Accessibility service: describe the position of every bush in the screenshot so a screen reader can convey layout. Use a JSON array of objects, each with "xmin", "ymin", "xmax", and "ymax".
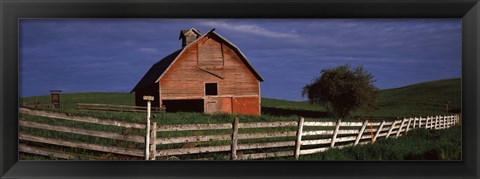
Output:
[{"xmin": 302, "ymin": 64, "xmax": 378, "ymax": 118}]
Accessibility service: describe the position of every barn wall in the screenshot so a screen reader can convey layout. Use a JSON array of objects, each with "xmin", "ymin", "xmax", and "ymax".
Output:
[
  {"xmin": 232, "ymin": 96, "xmax": 260, "ymax": 116},
  {"xmin": 159, "ymin": 34, "xmax": 260, "ymax": 115},
  {"xmin": 160, "ymin": 36, "xmax": 259, "ymax": 98}
]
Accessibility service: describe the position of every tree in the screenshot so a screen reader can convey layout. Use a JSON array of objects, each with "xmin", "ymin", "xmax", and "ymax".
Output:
[{"xmin": 301, "ymin": 64, "xmax": 378, "ymax": 118}]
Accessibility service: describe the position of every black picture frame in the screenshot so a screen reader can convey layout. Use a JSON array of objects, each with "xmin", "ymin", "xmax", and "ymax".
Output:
[{"xmin": 1, "ymin": 0, "xmax": 479, "ymax": 178}]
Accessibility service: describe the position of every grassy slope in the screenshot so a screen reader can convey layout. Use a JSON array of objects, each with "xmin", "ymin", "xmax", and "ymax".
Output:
[
  {"xmin": 298, "ymin": 125, "xmax": 461, "ymax": 160},
  {"xmin": 263, "ymin": 78, "xmax": 461, "ymax": 118},
  {"xmin": 362, "ymin": 78, "xmax": 461, "ymax": 118},
  {"xmin": 21, "ymin": 78, "xmax": 461, "ymax": 119}
]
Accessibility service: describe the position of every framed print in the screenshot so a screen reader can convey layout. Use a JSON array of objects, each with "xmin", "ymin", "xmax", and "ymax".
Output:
[{"xmin": 1, "ymin": 0, "xmax": 479, "ymax": 178}]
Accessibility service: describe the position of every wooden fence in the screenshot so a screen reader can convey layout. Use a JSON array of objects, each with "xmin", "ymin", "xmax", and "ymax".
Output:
[
  {"xmin": 76, "ymin": 103, "xmax": 164, "ymax": 113},
  {"xmin": 19, "ymin": 107, "xmax": 146, "ymax": 160},
  {"xmin": 148, "ymin": 114, "xmax": 460, "ymax": 160},
  {"xmin": 19, "ymin": 107, "xmax": 460, "ymax": 160}
]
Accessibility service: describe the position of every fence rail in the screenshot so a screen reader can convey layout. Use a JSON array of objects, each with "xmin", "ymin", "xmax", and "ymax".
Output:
[
  {"xmin": 148, "ymin": 114, "xmax": 459, "ymax": 160},
  {"xmin": 19, "ymin": 107, "xmax": 146, "ymax": 159},
  {"xmin": 19, "ymin": 107, "xmax": 460, "ymax": 160},
  {"xmin": 77, "ymin": 103, "xmax": 164, "ymax": 113}
]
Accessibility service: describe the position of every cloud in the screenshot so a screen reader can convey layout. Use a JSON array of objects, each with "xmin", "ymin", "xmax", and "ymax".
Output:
[
  {"xmin": 136, "ymin": 47, "xmax": 160, "ymax": 54},
  {"xmin": 199, "ymin": 20, "xmax": 300, "ymax": 39}
]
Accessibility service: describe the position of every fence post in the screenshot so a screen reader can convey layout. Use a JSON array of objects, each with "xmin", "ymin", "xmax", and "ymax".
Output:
[
  {"xmin": 231, "ymin": 117, "xmax": 239, "ymax": 160},
  {"xmin": 413, "ymin": 117, "xmax": 416, "ymax": 129},
  {"xmin": 373, "ymin": 121, "xmax": 385, "ymax": 143},
  {"xmin": 425, "ymin": 116, "xmax": 432, "ymax": 129},
  {"xmin": 428, "ymin": 116, "xmax": 432, "ymax": 129},
  {"xmin": 149, "ymin": 122, "xmax": 157, "ymax": 160},
  {"xmin": 386, "ymin": 121, "xmax": 397, "ymax": 138},
  {"xmin": 143, "ymin": 95, "xmax": 154, "ymax": 160},
  {"xmin": 354, "ymin": 120, "xmax": 368, "ymax": 146},
  {"xmin": 331, "ymin": 119, "xmax": 341, "ymax": 148},
  {"xmin": 421, "ymin": 117, "xmax": 424, "ymax": 128},
  {"xmin": 435, "ymin": 116, "xmax": 439, "ymax": 130},
  {"xmin": 439, "ymin": 116, "xmax": 443, "ymax": 129},
  {"xmin": 396, "ymin": 119, "xmax": 406, "ymax": 138},
  {"xmin": 294, "ymin": 117, "xmax": 305, "ymax": 160},
  {"xmin": 450, "ymin": 115, "xmax": 455, "ymax": 127},
  {"xmin": 447, "ymin": 116, "xmax": 452, "ymax": 128},
  {"xmin": 405, "ymin": 118, "xmax": 412, "ymax": 133}
]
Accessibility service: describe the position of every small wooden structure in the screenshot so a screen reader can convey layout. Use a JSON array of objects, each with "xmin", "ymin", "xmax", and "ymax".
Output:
[
  {"xmin": 49, "ymin": 90, "xmax": 62, "ymax": 109},
  {"xmin": 131, "ymin": 28, "xmax": 263, "ymax": 116}
]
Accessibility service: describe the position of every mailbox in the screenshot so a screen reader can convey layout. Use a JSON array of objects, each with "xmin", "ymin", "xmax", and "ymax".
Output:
[{"xmin": 50, "ymin": 90, "xmax": 62, "ymax": 109}]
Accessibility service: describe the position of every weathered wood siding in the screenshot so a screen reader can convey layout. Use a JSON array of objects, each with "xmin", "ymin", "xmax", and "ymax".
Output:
[
  {"xmin": 232, "ymin": 96, "xmax": 260, "ymax": 116},
  {"xmin": 159, "ymin": 34, "xmax": 260, "ymax": 115}
]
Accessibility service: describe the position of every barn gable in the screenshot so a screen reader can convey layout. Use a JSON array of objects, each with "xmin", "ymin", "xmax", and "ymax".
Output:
[
  {"xmin": 131, "ymin": 28, "xmax": 263, "ymax": 93},
  {"xmin": 131, "ymin": 28, "xmax": 263, "ymax": 116}
]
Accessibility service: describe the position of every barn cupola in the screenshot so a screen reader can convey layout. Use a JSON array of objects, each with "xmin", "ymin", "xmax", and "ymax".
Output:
[{"xmin": 179, "ymin": 28, "xmax": 202, "ymax": 48}]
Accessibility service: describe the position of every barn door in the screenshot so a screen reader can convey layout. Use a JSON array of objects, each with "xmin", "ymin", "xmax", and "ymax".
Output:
[{"xmin": 206, "ymin": 98, "xmax": 221, "ymax": 114}]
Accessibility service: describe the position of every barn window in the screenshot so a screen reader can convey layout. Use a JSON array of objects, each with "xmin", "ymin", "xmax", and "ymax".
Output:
[{"xmin": 205, "ymin": 83, "xmax": 218, "ymax": 96}]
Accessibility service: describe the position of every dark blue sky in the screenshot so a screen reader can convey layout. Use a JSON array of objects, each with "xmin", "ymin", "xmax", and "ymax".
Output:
[{"xmin": 20, "ymin": 19, "xmax": 461, "ymax": 101}]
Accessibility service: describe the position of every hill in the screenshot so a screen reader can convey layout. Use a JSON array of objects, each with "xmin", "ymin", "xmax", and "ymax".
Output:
[
  {"xmin": 367, "ymin": 78, "xmax": 461, "ymax": 118},
  {"xmin": 262, "ymin": 78, "xmax": 461, "ymax": 118},
  {"xmin": 20, "ymin": 78, "xmax": 461, "ymax": 119}
]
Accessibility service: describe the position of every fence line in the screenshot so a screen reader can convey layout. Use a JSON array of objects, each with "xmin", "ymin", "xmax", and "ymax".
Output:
[
  {"xmin": 76, "ymin": 103, "xmax": 164, "ymax": 113},
  {"xmin": 149, "ymin": 114, "xmax": 459, "ymax": 160},
  {"xmin": 19, "ymin": 107, "xmax": 146, "ymax": 159},
  {"xmin": 19, "ymin": 107, "xmax": 460, "ymax": 160},
  {"xmin": 19, "ymin": 107, "xmax": 146, "ymax": 129}
]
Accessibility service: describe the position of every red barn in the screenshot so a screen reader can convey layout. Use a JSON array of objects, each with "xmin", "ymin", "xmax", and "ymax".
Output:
[{"xmin": 131, "ymin": 28, "xmax": 263, "ymax": 116}]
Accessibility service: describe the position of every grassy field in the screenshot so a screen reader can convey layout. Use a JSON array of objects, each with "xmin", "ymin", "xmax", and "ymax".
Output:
[
  {"xmin": 18, "ymin": 78, "xmax": 461, "ymax": 160},
  {"xmin": 21, "ymin": 78, "xmax": 461, "ymax": 120},
  {"xmin": 298, "ymin": 125, "xmax": 462, "ymax": 160},
  {"xmin": 262, "ymin": 78, "xmax": 461, "ymax": 119}
]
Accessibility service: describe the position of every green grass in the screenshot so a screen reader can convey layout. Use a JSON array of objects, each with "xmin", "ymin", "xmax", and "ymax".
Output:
[
  {"xmin": 355, "ymin": 78, "xmax": 461, "ymax": 118},
  {"xmin": 261, "ymin": 98, "xmax": 326, "ymax": 111},
  {"xmin": 298, "ymin": 125, "xmax": 461, "ymax": 160},
  {"xmin": 21, "ymin": 78, "xmax": 461, "ymax": 120},
  {"xmin": 18, "ymin": 78, "xmax": 461, "ymax": 160}
]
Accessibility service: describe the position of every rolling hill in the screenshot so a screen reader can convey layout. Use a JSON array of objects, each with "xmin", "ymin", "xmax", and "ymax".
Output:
[{"xmin": 21, "ymin": 78, "xmax": 461, "ymax": 119}]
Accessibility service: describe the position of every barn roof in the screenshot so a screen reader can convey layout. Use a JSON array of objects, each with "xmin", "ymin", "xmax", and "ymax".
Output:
[
  {"xmin": 131, "ymin": 49, "xmax": 182, "ymax": 92},
  {"xmin": 131, "ymin": 29, "xmax": 264, "ymax": 93}
]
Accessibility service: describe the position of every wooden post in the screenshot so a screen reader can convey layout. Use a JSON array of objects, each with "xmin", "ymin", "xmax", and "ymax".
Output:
[
  {"xmin": 373, "ymin": 121, "xmax": 385, "ymax": 143},
  {"xmin": 354, "ymin": 120, "xmax": 368, "ymax": 146},
  {"xmin": 405, "ymin": 118, "xmax": 412, "ymax": 133},
  {"xmin": 386, "ymin": 121, "xmax": 397, "ymax": 138},
  {"xmin": 447, "ymin": 116, "xmax": 451, "ymax": 128},
  {"xmin": 396, "ymin": 119, "xmax": 406, "ymax": 138},
  {"xmin": 449, "ymin": 116, "xmax": 454, "ymax": 127},
  {"xmin": 420, "ymin": 117, "xmax": 424, "ymax": 128},
  {"xmin": 294, "ymin": 117, "xmax": 305, "ymax": 160},
  {"xmin": 426, "ymin": 116, "xmax": 430, "ymax": 129},
  {"xmin": 435, "ymin": 116, "xmax": 439, "ymax": 130},
  {"xmin": 413, "ymin": 117, "xmax": 416, "ymax": 129},
  {"xmin": 231, "ymin": 117, "xmax": 239, "ymax": 160},
  {"xmin": 439, "ymin": 116, "xmax": 442, "ymax": 129},
  {"xmin": 150, "ymin": 122, "xmax": 157, "ymax": 160},
  {"xmin": 450, "ymin": 116, "xmax": 453, "ymax": 127},
  {"xmin": 442, "ymin": 116, "xmax": 445, "ymax": 129},
  {"xmin": 143, "ymin": 95, "xmax": 154, "ymax": 160},
  {"xmin": 331, "ymin": 119, "xmax": 341, "ymax": 148}
]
